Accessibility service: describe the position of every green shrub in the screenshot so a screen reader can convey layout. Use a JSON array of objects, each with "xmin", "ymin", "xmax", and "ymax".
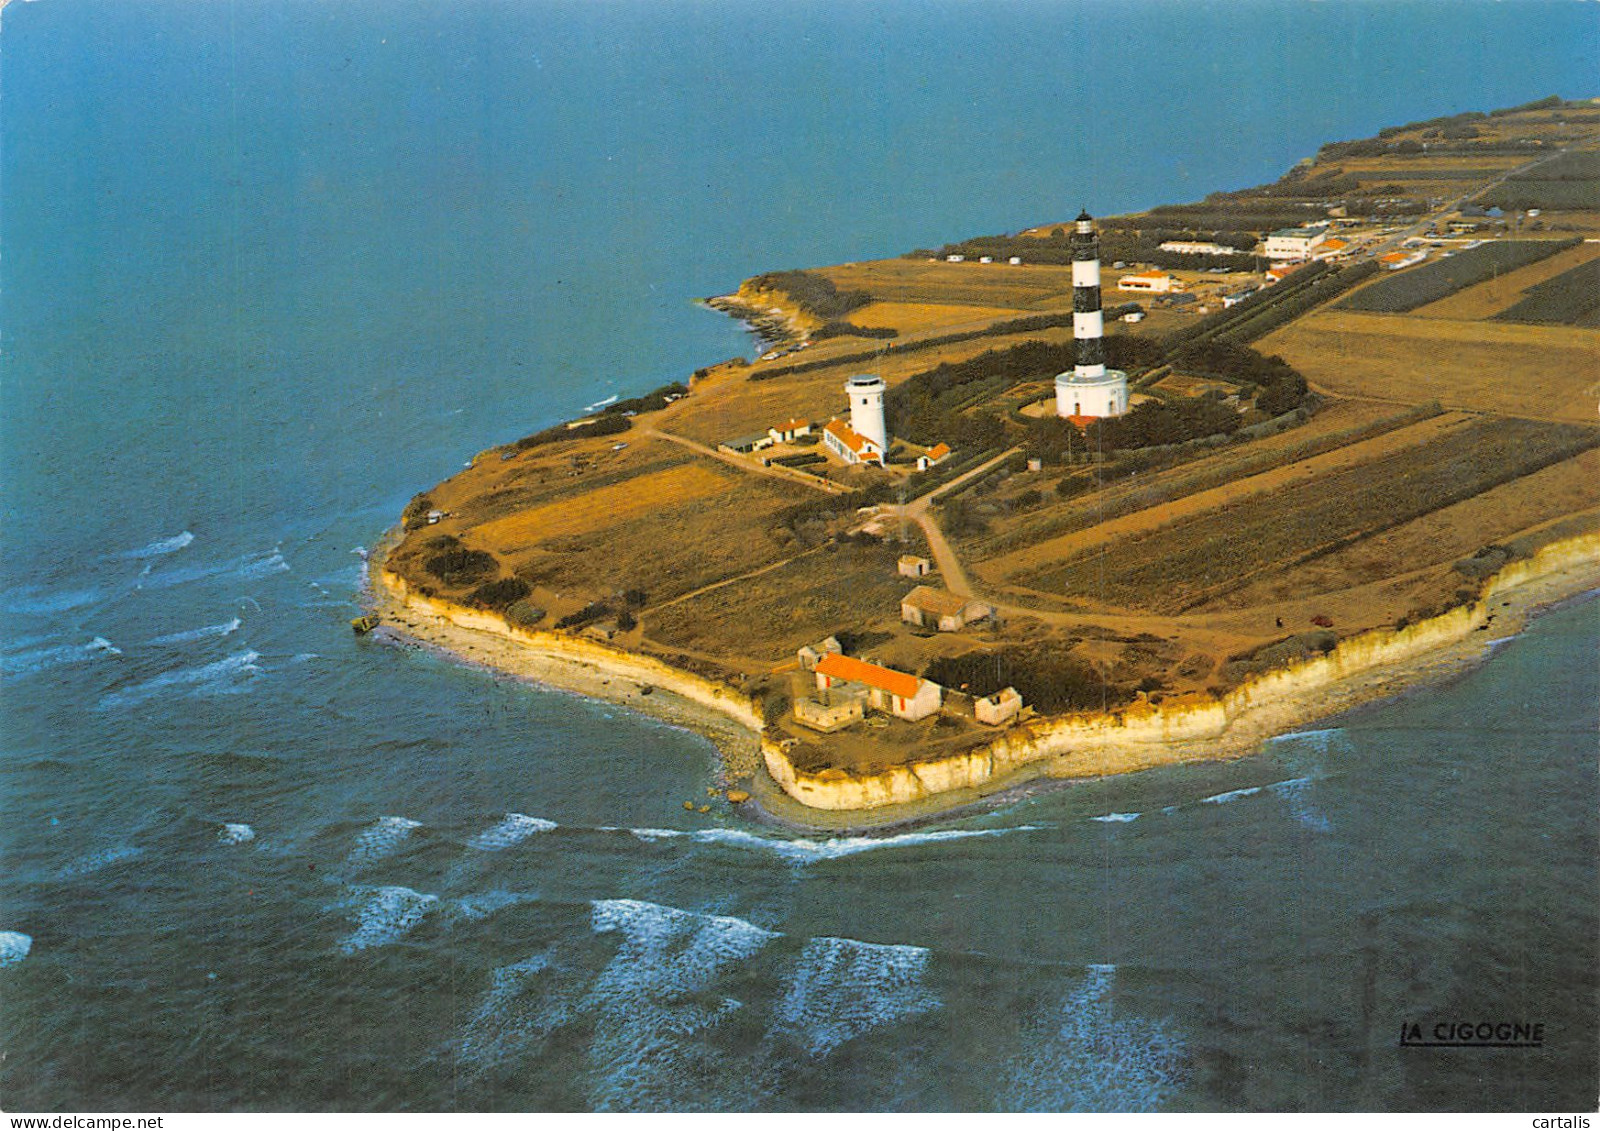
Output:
[
  {"xmin": 506, "ymin": 600, "xmax": 547, "ymax": 627},
  {"xmin": 423, "ymin": 546, "xmax": 497, "ymax": 587},
  {"xmin": 402, "ymin": 494, "xmax": 435, "ymax": 532},
  {"xmin": 468, "ymin": 576, "xmax": 531, "ymax": 610}
]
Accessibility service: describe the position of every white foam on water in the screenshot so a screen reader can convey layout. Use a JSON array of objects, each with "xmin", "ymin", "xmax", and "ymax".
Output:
[
  {"xmin": 458, "ymin": 951, "xmax": 576, "ymax": 1072},
  {"xmin": 1090, "ymin": 813, "xmax": 1141, "ymax": 824},
  {"xmin": 97, "ymin": 650, "xmax": 261, "ymax": 710},
  {"xmin": 451, "ymin": 890, "xmax": 538, "ymax": 921},
  {"xmin": 620, "ymin": 823, "xmax": 1046, "ymax": 864},
  {"xmin": 1, "ymin": 636, "xmax": 122, "ymax": 676},
  {"xmin": 1000, "ymin": 964, "xmax": 1186, "ymax": 1112},
  {"xmin": 141, "ymin": 549, "xmax": 289, "ymax": 591},
  {"xmin": 2, "ymin": 584, "xmax": 104, "ymax": 615},
  {"xmin": 466, "ymin": 813, "xmax": 558, "ymax": 851},
  {"xmin": 218, "ymin": 823, "xmax": 255, "ymax": 845},
  {"xmin": 337, "ymin": 885, "xmax": 438, "ymax": 954},
  {"xmin": 769, "ymin": 935, "xmax": 939, "ymax": 1058},
  {"xmin": 60, "ymin": 844, "xmax": 142, "ymax": 878},
  {"xmin": 1197, "ymin": 785, "xmax": 1264, "ymax": 806},
  {"xmin": 1267, "ymin": 777, "xmax": 1332, "ymax": 833},
  {"xmin": 584, "ymin": 393, "xmax": 619, "ymax": 411},
  {"xmin": 120, "ymin": 531, "xmax": 195, "ymax": 559},
  {"xmin": 584, "ymin": 899, "xmax": 778, "ymax": 1111},
  {"xmin": 347, "ymin": 816, "xmax": 423, "ymax": 868},
  {"xmin": 0, "ymin": 932, "xmax": 32, "ymax": 968},
  {"xmin": 146, "ymin": 617, "xmax": 242, "ymax": 647}
]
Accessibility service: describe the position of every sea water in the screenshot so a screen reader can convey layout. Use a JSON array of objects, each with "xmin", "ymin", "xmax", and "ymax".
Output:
[{"xmin": 1, "ymin": 0, "xmax": 1595, "ymax": 1112}]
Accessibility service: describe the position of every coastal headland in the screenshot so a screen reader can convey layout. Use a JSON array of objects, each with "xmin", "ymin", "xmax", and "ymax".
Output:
[{"xmin": 373, "ymin": 97, "xmax": 1600, "ymax": 826}]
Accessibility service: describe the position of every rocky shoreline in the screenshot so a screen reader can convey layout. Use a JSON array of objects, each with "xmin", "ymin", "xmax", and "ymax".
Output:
[
  {"xmin": 701, "ymin": 290, "xmax": 813, "ymax": 356},
  {"xmin": 366, "ymin": 527, "xmax": 1600, "ymax": 831}
]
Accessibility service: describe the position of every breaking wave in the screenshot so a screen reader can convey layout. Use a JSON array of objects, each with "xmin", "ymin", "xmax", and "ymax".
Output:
[
  {"xmin": 0, "ymin": 932, "xmax": 32, "ymax": 968},
  {"xmin": 584, "ymin": 899, "xmax": 778, "ymax": 1111},
  {"xmin": 458, "ymin": 951, "xmax": 575, "ymax": 1072},
  {"xmin": 451, "ymin": 890, "xmax": 539, "ymax": 922},
  {"xmin": 218, "ymin": 822, "xmax": 255, "ymax": 845},
  {"xmin": 1267, "ymin": 776, "xmax": 1331, "ymax": 832},
  {"xmin": 1000, "ymin": 964, "xmax": 1186, "ymax": 1112},
  {"xmin": 60, "ymin": 844, "xmax": 142, "ymax": 878},
  {"xmin": 338, "ymin": 885, "xmax": 438, "ymax": 954},
  {"xmin": 140, "ymin": 549, "xmax": 289, "ymax": 590},
  {"xmin": 1197, "ymin": 785, "xmax": 1265, "ymax": 806},
  {"xmin": 97, "ymin": 650, "xmax": 261, "ymax": 710},
  {"xmin": 120, "ymin": 531, "xmax": 194, "ymax": 559},
  {"xmin": 466, "ymin": 813, "xmax": 558, "ymax": 851},
  {"xmin": 1, "ymin": 636, "xmax": 121, "ymax": 676},
  {"xmin": 1, "ymin": 584, "xmax": 104, "ymax": 615},
  {"xmin": 770, "ymin": 936, "xmax": 939, "ymax": 1058},
  {"xmin": 619, "ymin": 823, "xmax": 1046, "ymax": 864},
  {"xmin": 347, "ymin": 816, "xmax": 423, "ymax": 868},
  {"xmin": 1090, "ymin": 812, "xmax": 1141, "ymax": 824},
  {"xmin": 146, "ymin": 617, "xmax": 242, "ymax": 647}
]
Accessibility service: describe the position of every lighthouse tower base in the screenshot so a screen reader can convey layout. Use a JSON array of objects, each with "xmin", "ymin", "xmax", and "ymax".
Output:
[{"xmin": 1055, "ymin": 369, "xmax": 1129, "ymax": 419}]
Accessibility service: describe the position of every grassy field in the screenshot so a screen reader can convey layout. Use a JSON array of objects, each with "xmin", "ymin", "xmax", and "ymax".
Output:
[
  {"xmin": 1479, "ymin": 150, "xmax": 1600, "ymax": 212},
  {"xmin": 962, "ymin": 400, "xmax": 1431, "ymax": 562},
  {"xmin": 1260, "ymin": 310, "xmax": 1600, "ymax": 422},
  {"xmin": 1337, "ymin": 240, "xmax": 1577, "ymax": 313},
  {"xmin": 1411, "ymin": 241, "xmax": 1600, "ymax": 320},
  {"xmin": 848, "ymin": 301, "xmax": 1023, "ymax": 334},
  {"xmin": 1203, "ymin": 447, "xmax": 1600, "ymax": 613},
  {"xmin": 818, "ymin": 259, "xmax": 1076, "ymax": 310},
  {"xmin": 975, "ymin": 410, "xmax": 1473, "ymax": 587},
  {"xmin": 669, "ymin": 325, "xmax": 1079, "ymax": 446},
  {"xmin": 1018, "ymin": 418, "xmax": 1600, "ymax": 614},
  {"xmin": 519, "ymin": 472, "xmax": 803, "ymax": 606},
  {"xmin": 646, "ymin": 539, "xmax": 923, "ymax": 663},
  {"xmin": 1492, "ymin": 257, "xmax": 1600, "ymax": 327},
  {"xmin": 474, "ymin": 463, "xmax": 733, "ymax": 548}
]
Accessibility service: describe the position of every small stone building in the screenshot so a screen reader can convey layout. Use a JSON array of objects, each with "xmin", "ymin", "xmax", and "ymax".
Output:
[
  {"xmin": 897, "ymin": 555, "xmax": 931, "ymax": 579},
  {"xmin": 900, "ymin": 586, "xmax": 994, "ymax": 633},
  {"xmin": 793, "ymin": 686, "xmax": 866, "ymax": 732},
  {"xmin": 974, "ymin": 687, "xmax": 1023, "ymax": 726},
  {"xmin": 796, "ymin": 635, "xmax": 843, "ymax": 672}
]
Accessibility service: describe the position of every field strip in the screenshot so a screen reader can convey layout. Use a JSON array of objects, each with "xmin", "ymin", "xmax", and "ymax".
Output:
[
  {"xmin": 474, "ymin": 462, "xmax": 734, "ymax": 547},
  {"xmin": 1293, "ymin": 309, "xmax": 1600, "ymax": 349},
  {"xmin": 1410, "ymin": 242, "xmax": 1600, "ymax": 321},
  {"xmin": 979, "ymin": 413, "xmax": 1475, "ymax": 583}
]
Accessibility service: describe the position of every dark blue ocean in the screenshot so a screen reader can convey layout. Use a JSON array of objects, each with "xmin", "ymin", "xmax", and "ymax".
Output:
[{"xmin": 2, "ymin": 0, "xmax": 1596, "ymax": 1112}]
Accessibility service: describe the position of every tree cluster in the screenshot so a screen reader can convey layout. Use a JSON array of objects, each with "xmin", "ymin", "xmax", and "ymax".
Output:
[
  {"xmin": 602, "ymin": 382, "xmax": 687, "ymax": 416},
  {"xmin": 923, "ymin": 646, "xmax": 1121, "ymax": 713},
  {"xmin": 748, "ymin": 270, "xmax": 870, "ymax": 320},
  {"xmin": 1085, "ymin": 395, "xmax": 1242, "ymax": 453},
  {"xmin": 512, "ymin": 412, "xmax": 631, "ymax": 452}
]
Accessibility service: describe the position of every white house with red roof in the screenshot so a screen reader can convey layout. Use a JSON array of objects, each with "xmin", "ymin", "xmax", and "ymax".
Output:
[
  {"xmin": 813, "ymin": 653, "xmax": 942, "ymax": 721},
  {"xmin": 822, "ymin": 418, "xmax": 884, "ymax": 466},
  {"xmin": 916, "ymin": 442, "xmax": 952, "ymax": 471}
]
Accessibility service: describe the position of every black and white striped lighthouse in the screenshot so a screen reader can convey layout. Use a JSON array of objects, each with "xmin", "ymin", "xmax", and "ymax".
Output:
[
  {"xmin": 1055, "ymin": 210, "xmax": 1128, "ymax": 419},
  {"xmin": 1071, "ymin": 209, "xmax": 1106, "ymax": 379}
]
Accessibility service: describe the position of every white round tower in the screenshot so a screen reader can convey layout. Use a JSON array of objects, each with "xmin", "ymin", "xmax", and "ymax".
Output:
[{"xmin": 846, "ymin": 374, "xmax": 888, "ymax": 451}]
